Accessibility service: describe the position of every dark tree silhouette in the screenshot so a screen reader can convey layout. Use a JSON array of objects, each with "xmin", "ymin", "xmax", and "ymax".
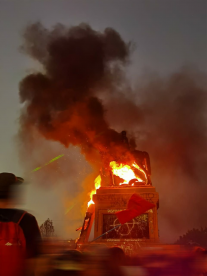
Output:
[
  {"xmin": 175, "ymin": 227, "xmax": 207, "ymax": 248},
  {"xmin": 40, "ymin": 218, "xmax": 55, "ymax": 238}
]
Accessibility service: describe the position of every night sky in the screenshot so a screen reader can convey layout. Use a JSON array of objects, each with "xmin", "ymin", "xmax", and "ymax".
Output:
[{"xmin": 0, "ymin": 0, "xmax": 206, "ymax": 242}]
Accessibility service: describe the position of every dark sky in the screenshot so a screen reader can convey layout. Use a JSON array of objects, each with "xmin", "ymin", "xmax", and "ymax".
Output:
[{"xmin": 0, "ymin": 0, "xmax": 206, "ymax": 241}]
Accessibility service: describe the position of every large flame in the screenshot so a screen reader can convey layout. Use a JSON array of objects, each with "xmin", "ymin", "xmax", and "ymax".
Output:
[
  {"xmin": 110, "ymin": 161, "xmax": 147, "ymax": 184},
  {"xmin": 88, "ymin": 175, "xmax": 101, "ymax": 207},
  {"xmin": 87, "ymin": 161, "xmax": 147, "ymax": 208}
]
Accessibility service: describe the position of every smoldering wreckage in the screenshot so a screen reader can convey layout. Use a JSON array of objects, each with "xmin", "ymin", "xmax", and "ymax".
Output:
[{"xmin": 18, "ymin": 22, "xmax": 207, "ymax": 256}]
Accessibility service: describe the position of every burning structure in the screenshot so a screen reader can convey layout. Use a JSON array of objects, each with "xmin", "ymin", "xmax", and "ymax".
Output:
[
  {"xmin": 76, "ymin": 134, "xmax": 159, "ymax": 255},
  {"xmin": 18, "ymin": 23, "xmax": 163, "ymax": 252}
]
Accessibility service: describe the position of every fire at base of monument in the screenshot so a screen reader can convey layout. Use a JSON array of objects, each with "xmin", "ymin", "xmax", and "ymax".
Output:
[{"xmin": 76, "ymin": 135, "xmax": 159, "ymax": 255}]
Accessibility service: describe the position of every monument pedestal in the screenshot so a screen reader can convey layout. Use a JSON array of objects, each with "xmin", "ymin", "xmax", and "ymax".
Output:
[{"xmin": 92, "ymin": 185, "xmax": 159, "ymax": 255}]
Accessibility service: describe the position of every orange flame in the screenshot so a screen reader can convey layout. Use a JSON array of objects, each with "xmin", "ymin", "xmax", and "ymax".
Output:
[
  {"xmin": 110, "ymin": 161, "xmax": 147, "ymax": 184},
  {"xmin": 88, "ymin": 175, "xmax": 101, "ymax": 207}
]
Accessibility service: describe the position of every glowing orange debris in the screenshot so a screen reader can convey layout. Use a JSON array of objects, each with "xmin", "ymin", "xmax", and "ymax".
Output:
[{"xmin": 88, "ymin": 175, "xmax": 101, "ymax": 207}]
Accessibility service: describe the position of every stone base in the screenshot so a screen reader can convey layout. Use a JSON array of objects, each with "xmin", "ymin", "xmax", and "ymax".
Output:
[{"xmin": 92, "ymin": 185, "xmax": 159, "ymax": 255}]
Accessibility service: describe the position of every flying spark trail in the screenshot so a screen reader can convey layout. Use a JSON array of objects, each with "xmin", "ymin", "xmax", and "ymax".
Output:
[
  {"xmin": 32, "ymin": 154, "xmax": 64, "ymax": 172},
  {"xmin": 65, "ymin": 204, "xmax": 75, "ymax": 215}
]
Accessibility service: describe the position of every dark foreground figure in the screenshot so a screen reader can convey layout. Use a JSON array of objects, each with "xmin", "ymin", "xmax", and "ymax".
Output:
[{"xmin": 0, "ymin": 172, "xmax": 41, "ymax": 276}]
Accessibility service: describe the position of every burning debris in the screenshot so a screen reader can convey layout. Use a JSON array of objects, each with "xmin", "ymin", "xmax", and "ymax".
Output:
[
  {"xmin": 110, "ymin": 161, "xmax": 147, "ymax": 184},
  {"xmin": 87, "ymin": 157, "xmax": 150, "ymax": 208}
]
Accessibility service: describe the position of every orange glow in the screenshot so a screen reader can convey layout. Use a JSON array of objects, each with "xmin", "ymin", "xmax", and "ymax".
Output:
[
  {"xmin": 88, "ymin": 175, "xmax": 101, "ymax": 207},
  {"xmin": 132, "ymin": 162, "xmax": 147, "ymax": 180},
  {"xmin": 110, "ymin": 161, "xmax": 147, "ymax": 184}
]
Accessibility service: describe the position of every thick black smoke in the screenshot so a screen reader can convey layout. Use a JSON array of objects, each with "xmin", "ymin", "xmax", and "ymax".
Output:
[{"xmin": 19, "ymin": 22, "xmax": 134, "ymax": 170}]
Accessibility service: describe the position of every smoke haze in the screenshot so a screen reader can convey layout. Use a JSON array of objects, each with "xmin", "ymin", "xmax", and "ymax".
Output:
[{"xmin": 105, "ymin": 69, "xmax": 207, "ymax": 241}]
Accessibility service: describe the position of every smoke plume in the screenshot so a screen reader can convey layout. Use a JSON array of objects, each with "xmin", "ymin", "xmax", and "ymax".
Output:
[
  {"xmin": 18, "ymin": 22, "xmax": 207, "ymax": 241},
  {"xmin": 19, "ymin": 22, "xmax": 134, "ymax": 171}
]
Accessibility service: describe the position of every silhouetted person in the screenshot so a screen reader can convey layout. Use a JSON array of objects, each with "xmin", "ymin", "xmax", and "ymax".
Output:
[{"xmin": 0, "ymin": 172, "xmax": 41, "ymax": 276}]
